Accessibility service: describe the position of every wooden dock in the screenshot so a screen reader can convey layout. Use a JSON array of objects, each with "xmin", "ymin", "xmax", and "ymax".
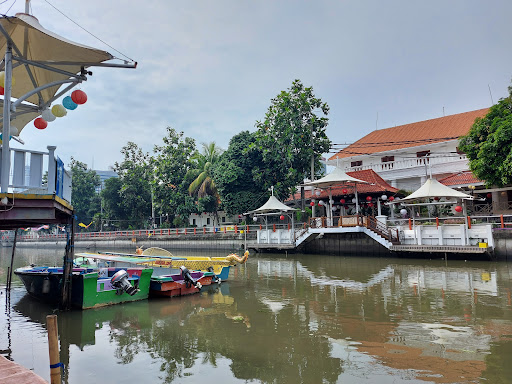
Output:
[{"xmin": 0, "ymin": 355, "xmax": 47, "ymax": 383}]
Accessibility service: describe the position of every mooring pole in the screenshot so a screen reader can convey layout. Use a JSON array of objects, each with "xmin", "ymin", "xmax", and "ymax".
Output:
[
  {"xmin": 6, "ymin": 229, "xmax": 17, "ymax": 290},
  {"xmin": 60, "ymin": 217, "xmax": 75, "ymax": 309},
  {"xmin": 46, "ymin": 315, "xmax": 62, "ymax": 384}
]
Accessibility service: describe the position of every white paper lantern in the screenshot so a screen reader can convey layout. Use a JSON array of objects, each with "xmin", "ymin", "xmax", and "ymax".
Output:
[
  {"xmin": 381, "ymin": 195, "xmax": 388, "ymax": 201},
  {"xmin": 315, "ymin": 190, "xmax": 321, "ymax": 196},
  {"xmin": 318, "ymin": 200, "xmax": 324, "ymax": 206},
  {"xmin": 352, "ymin": 198, "xmax": 357, "ymax": 203},
  {"xmin": 400, "ymin": 209, "xmax": 407, "ymax": 216},
  {"xmin": 41, "ymin": 109, "xmax": 56, "ymax": 122},
  {"xmin": 252, "ymin": 216, "xmax": 257, "ymax": 222},
  {"xmin": 10, "ymin": 125, "xmax": 19, "ymax": 136}
]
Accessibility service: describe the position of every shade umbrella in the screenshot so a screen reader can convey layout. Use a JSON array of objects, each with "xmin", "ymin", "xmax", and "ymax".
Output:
[
  {"xmin": 303, "ymin": 167, "xmax": 368, "ymax": 225},
  {"xmin": 0, "ymin": 12, "xmax": 136, "ymax": 192}
]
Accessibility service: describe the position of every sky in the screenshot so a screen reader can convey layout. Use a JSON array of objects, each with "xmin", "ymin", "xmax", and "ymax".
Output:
[{"xmin": 3, "ymin": 0, "xmax": 512, "ymax": 170}]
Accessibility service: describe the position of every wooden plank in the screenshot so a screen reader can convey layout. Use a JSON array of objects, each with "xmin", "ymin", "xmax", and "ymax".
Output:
[{"xmin": 0, "ymin": 356, "xmax": 47, "ymax": 384}]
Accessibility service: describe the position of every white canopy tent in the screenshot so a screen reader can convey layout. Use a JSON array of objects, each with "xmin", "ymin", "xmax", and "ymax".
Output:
[
  {"xmin": 0, "ymin": 10, "xmax": 136, "ymax": 192},
  {"xmin": 302, "ymin": 167, "xmax": 368, "ymax": 225},
  {"xmin": 399, "ymin": 178, "xmax": 473, "ymax": 202},
  {"xmin": 246, "ymin": 188, "xmax": 298, "ymax": 234}
]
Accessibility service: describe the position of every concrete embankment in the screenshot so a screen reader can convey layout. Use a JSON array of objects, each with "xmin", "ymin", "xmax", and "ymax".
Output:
[{"xmin": 17, "ymin": 232, "xmax": 254, "ymax": 253}]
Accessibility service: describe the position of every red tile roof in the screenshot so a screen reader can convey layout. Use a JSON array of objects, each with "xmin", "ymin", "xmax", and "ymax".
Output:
[
  {"xmin": 329, "ymin": 108, "xmax": 489, "ymax": 160},
  {"xmin": 287, "ymin": 169, "xmax": 399, "ymax": 201},
  {"xmin": 438, "ymin": 171, "xmax": 482, "ymax": 187}
]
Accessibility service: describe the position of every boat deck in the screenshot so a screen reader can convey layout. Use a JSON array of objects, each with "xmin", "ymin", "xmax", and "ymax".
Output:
[{"xmin": 0, "ymin": 355, "xmax": 47, "ymax": 384}]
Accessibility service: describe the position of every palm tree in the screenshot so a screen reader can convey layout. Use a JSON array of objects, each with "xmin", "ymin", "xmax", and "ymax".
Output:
[{"xmin": 188, "ymin": 142, "xmax": 223, "ymax": 223}]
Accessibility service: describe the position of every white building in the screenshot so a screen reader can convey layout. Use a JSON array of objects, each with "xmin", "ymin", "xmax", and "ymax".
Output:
[{"xmin": 328, "ymin": 109, "xmax": 489, "ymax": 192}]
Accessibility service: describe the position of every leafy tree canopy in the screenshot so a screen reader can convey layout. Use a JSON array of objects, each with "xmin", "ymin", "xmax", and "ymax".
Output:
[
  {"xmin": 113, "ymin": 142, "xmax": 152, "ymax": 228},
  {"xmin": 252, "ymin": 79, "xmax": 331, "ymax": 198},
  {"xmin": 153, "ymin": 127, "xmax": 198, "ymax": 219},
  {"xmin": 459, "ymin": 82, "xmax": 512, "ymax": 187},
  {"xmin": 69, "ymin": 158, "xmax": 100, "ymax": 223},
  {"xmin": 213, "ymin": 131, "xmax": 268, "ymax": 216}
]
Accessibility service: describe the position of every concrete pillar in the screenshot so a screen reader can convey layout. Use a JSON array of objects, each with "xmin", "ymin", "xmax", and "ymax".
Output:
[{"xmin": 47, "ymin": 146, "xmax": 57, "ymax": 194}]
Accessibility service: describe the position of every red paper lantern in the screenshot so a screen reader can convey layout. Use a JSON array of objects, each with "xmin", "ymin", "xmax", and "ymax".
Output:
[
  {"xmin": 71, "ymin": 89, "xmax": 87, "ymax": 105},
  {"xmin": 340, "ymin": 199, "xmax": 345, "ymax": 204},
  {"xmin": 368, "ymin": 202, "xmax": 374, "ymax": 207},
  {"xmin": 434, "ymin": 197, "xmax": 440, "ymax": 201},
  {"xmin": 486, "ymin": 193, "xmax": 492, "ymax": 199},
  {"xmin": 310, "ymin": 201, "xmax": 315, "ymax": 206},
  {"xmin": 34, "ymin": 117, "xmax": 48, "ymax": 130},
  {"xmin": 0, "ymin": 86, "xmax": 4, "ymax": 95},
  {"xmin": 342, "ymin": 188, "xmax": 348, "ymax": 194},
  {"xmin": 279, "ymin": 215, "xmax": 284, "ymax": 220},
  {"xmin": 366, "ymin": 196, "xmax": 372, "ymax": 201},
  {"xmin": 388, "ymin": 196, "xmax": 395, "ymax": 201},
  {"xmin": 454, "ymin": 205, "xmax": 463, "ymax": 213}
]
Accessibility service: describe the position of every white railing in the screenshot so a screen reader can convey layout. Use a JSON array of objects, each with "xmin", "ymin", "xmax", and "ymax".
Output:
[
  {"xmin": 342, "ymin": 155, "xmax": 468, "ymax": 174},
  {"xmin": 0, "ymin": 145, "xmax": 71, "ymax": 202}
]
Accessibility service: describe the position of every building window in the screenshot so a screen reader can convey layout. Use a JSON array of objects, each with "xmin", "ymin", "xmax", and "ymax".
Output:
[
  {"xmin": 381, "ymin": 156, "xmax": 394, "ymax": 163},
  {"xmin": 351, "ymin": 160, "xmax": 362, "ymax": 167},
  {"xmin": 192, "ymin": 219, "xmax": 196, "ymax": 226},
  {"xmin": 416, "ymin": 150, "xmax": 430, "ymax": 158},
  {"xmin": 222, "ymin": 217, "xmax": 226, "ymax": 223},
  {"xmin": 207, "ymin": 218, "xmax": 211, "ymax": 225}
]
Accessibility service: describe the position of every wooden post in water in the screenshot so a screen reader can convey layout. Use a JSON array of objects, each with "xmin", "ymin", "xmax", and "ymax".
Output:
[
  {"xmin": 6, "ymin": 229, "xmax": 17, "ymax": 290},
  {"xmin": 46, "ymin": 315, "xmax": 61, "ymax": 384},
  {"xmin": 60, "ymin": 217, "xmax": 75, "ymax": 309}
]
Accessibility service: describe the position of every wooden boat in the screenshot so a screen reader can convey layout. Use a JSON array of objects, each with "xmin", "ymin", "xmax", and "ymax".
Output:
[
  {"xmin": 73, "ymin": 252, "xmax": 216, "ymax": 298},
  {"xmin": 14, "ymin": 265, "xmax": 153, "ymax": 309},
  {"xmin": 132, "ymin": 247, "xmax": 249, "ymax": 282}
]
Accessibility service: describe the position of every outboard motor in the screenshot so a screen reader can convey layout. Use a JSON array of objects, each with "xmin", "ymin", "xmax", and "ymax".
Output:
[
  {"xmin": 180, "ymin": 266, "xmax": 202, "ymax": 290},
  {"xmin": 207, "ymin": 266, "xmax": 221, "ymax": 284},
  {"xmin": 111, "ymin": 270, "xmax": 139, "ymax": 296}
]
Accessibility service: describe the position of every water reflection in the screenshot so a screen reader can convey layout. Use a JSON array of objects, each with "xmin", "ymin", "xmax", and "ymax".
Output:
[{"xmin": 1, "ymin": 250, "xmax": 511, "ymax": 383}]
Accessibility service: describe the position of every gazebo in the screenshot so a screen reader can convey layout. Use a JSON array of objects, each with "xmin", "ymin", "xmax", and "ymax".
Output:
[{"xmin": 246, "ymin": 188, "xmax": 298, "ymax": 247}]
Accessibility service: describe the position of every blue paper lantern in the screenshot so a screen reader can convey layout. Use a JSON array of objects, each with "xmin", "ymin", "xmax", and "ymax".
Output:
[{"xmin": 63, "ymin": 96, "xmax": 78, "ymax": 110}]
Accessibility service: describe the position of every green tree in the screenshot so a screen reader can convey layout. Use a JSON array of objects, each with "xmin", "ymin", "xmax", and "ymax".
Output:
[
  {"xmin": 213, "ymin": 131, "xmax": 268, "ymax": 216},
  {"xmin": 100, "ymin": 176, "xmax": 130, "ymax": 229},
  {"xmin": 459, "ymin": 82, "xmax": 512, "ymax": 187},
  {"xmin": 252, "ymin": 79, "xmax": 331, "ymax": 198},
  {"xmin": 153, "ymin": 127, "xmax": 198, "ymax": 224},
  {"xmin": 188, "ymin": 142, "xmax": 223, "ymax": 224},
  {"xmin": 113, "ymin": 142, "xmax": 152, "ymax": 228},
  {"xmin": 69, "ymin": 158, "xmax": 100, "ymax": 224}
]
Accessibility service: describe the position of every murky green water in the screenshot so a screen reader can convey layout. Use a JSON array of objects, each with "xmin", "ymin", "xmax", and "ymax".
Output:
[{"xmin": 1, "ymin": 246, "xmax": 512, "ymax": 383}]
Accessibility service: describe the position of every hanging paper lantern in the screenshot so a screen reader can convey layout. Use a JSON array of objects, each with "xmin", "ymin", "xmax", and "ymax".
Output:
[
  {"xmin": 342, "ymin": 188, "xmax": 348, "ymax": 194},
  {"xmin": 486, "ymin": 193, "xmax": 492, "ymax": 199},
  {"xmin": 318, "ymin": 200, "xmax": 324, "ymax": 206},
  {"xmin": 310, "ymin": 201, "xmax": 315, "ymax": 206},
  {"xmin": 366, "ymin": 196, "xmax": 372, "ymax": 201},
  {"xmin": 34, "ymin": 118, "xmax": 48, "ymax": 130},
  {"xmin": 434, "ymin": 197, "xmax": 440, "ymax": 201},
  {"xmin": 400, "ymin": 208, "xmax": 407, "ymax": 216},
  {"xmin": 10, "ymin": 126, "xmax": 19, "ymax": 136},
  {"xmin": 51, "ymin": 104, "xmax": 67, "ymax": 118},
  {"xmin": 279, "ymin": 215, "xmax": 285, "ymax": 220},
  {"xmin": 388, "ymin": 196, "xmax": 395, "ymax": 202},
  {"xmin": 368, "ymin": 202, "xmax": 374, "ymax": 207},
  {"xmin": 315, "ymin": 189, "xmax": 321, "ymax": 196},
  {"xmin": 0, "ymin": 86, "xmax": 3, "ymax": 95},
  {"xmin": 332, "ymin": 206, "xmax": 337, "ymax": 211},
  {"xmin": 381, "ymin": 195, "xmax": 388, "ymax": 201},
  {"xmin": 454, "ymin": 205, "xmax": 463, "ymax": 213},
  {"xmin": 352, "ymin": 198, "xmax": 357, "ymax": 203},
  {"xmin": 253, "ymin": 216, "xmax": 257, "ymax": 222},
  {"xmin": 340, "ymin": 199, "xmax": 345, "ymax": 204},
  {"xmin": 41, "ymin": 109, "xmax": 56, "ymax": 122},
  {"xmin": 71, "ymin": 90, "xmax": 87, "ymax": 104},
  {"xmin": 63, "ymin": 96, "xmax": 78, "ymax": 110},
  {"xmin": 0, "ymin": 71, "xmax": 14, "ymax": 87}
]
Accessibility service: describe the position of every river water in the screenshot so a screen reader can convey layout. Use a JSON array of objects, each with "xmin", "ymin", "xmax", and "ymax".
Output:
[{"xmin": 1, "ymin": 246, "xmax": 512, "ymax": 383}]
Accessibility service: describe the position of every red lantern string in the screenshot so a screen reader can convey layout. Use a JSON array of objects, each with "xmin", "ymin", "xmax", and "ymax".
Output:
[{"xmin": 366, "ymin": 196, "xmax": 372, "ymax": 201}]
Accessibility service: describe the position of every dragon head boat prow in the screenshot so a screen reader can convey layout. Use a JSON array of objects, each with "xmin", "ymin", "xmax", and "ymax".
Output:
[{"xmin": 225, "ymin": 250, "xmax": 249, "ymax": 265}]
